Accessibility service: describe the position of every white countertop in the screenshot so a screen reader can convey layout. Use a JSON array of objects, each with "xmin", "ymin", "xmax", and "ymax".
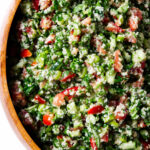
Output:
[{"xmin": 0, "ymin": 1, "xmax": 26, "ymax": 150}]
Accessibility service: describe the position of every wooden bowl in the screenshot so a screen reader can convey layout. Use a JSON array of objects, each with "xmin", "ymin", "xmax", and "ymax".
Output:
[{"xmin": 0, "ymin": 0, "xmax": 40, "ymax": 149}]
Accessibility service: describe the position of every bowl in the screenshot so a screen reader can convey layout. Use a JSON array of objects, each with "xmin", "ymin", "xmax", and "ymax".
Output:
[{"xmin": 0, "ymin": 0, "xmax": 40, "ymax": 149}]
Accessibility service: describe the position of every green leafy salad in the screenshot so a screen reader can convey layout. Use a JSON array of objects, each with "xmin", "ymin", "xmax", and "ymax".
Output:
[{"xmin": 8, "ymin": 0, "xmax": 150, "ymax": 149}]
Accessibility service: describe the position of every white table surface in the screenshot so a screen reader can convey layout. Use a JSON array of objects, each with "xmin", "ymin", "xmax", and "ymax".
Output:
[{"xmin": 0, "ymin": 1, "xmax": 26, "ymax": 150}]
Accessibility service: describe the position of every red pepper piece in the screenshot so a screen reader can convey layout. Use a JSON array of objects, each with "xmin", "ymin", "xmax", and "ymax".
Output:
[{"xmin": 88, "ymin": 105, "xmax": 104, "ymax": 115}]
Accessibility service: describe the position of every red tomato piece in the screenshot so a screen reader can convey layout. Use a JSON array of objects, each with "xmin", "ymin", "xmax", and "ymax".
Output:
[
  {"xmin": 115, "ymin": 111, "xmax": 127, "ymax": 120},
  {"xmin": 45, "ymin": 34, "xmax": 56, "ymax": 44},
  {"xmin": 81, "ymin": 17, "xmax": 91, "ymax": 26},
  {"xmin": 60, "ymin": 73, "xmax": 76, "ymax": 82},
  {"xmin": 40, "ymin": 17, "xmax": 52, "ymax": 30},
  {"xmin": 129, "ymin": 16, "xmax": 139, "ymax": 32},
  {"xmin": 101, "ymin": 132, "xmax": 109, "ymax": 143},
  {"xmin": 53, "ymin": 93, "xmax": 65, "ymax": 107},
  {"xmin": 62, "ymin": 86, "xmax": 79, "ymax": 96},
  {"xmin": 32, "ymin": 0, "xmax": 39, "ymax": 11},
  {"xmin": 43, "ymin": 114, "xmax": 54, "ymax": 126},
  {"xmin": 21, "ymin": 49, "xmax": 32, "ymax": 58},
  {"xmin": 69, "ymin": 30, "xmax": 80, "ymax": 43},
  {"xmin": 90, "ymin": 138, "xmax": 98, "ymax": 150},
  {"xmin": 114, "ymin": 50, "xmax": 123, "ymax": 73},
  {"xmin": 106, "ymin": 22, "xmax": 124, "ymax": 33},
  {"xmin": 39, "ymin": 0, "xmax": 52, "ymax": 10},
  {"xmin": 88, "ymin": 105, "xmax": 104, "ymax": 115},
  {"xmin": 114, "ymin": 103, "xmax": 127, "ymax": 120},
  {"xmin": 126, "ymin": 34, "xmax": 137, "ymax": 44},
  {"xmin": 129, "ymin": 7, "xmax": 142, "ymax": 31},
  {"xmin": 131, "ymin": 7, "xmax": 142, "ymax": 21},
  {"xmin": 138, "ymin": 120, "xmax": 147, "ymax": 128},
  {"xmin": 34, "ymin": 95, "xmax": 46, "ymax": 104}
]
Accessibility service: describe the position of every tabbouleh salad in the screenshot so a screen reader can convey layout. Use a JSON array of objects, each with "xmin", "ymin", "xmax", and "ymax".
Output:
[{"xmin": 8, "ymin": 0, "xmax": 150, "ymax": 149}]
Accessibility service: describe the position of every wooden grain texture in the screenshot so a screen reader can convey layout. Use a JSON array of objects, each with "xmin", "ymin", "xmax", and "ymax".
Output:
[{"xmin": 0, "ymin": 0, "xmax": 40, "ymax": 149}]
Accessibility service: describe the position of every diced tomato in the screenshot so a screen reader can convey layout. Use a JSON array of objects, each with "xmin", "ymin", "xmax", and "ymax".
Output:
[
  {"xmin": 39, "ymin": 0, "xmax": 52, "ymax": 10},
  {"xmin": 40, "ymin": 17, "xmax": 52, "ymax": 30},
  {"xmin": 62, "ymin": 86, "xmax": 79, "ymax": 100},
  {"xmin": 101, "ymin": 132, "xmax": 109, "ymax": 143},
  {"xmin": 88, "ymin": 105, "xmax": 104, "ymax": 115},
  {"xmin": 140, "ymin": 139, "xmax": 150, "ymax": 150},
  {"xmin": 114, "ymin": 50, "xmax": 123, "ymax": 73},
  {"xmin": 129, "ymin": 7, "xmax": 142, "ymax": 31},
  {"xmin": 90, "ymin": 138, "xmax": 98, "ymax": 150},
  {"xmin": 45, "ymin": 34, "xmax": 56, "ymax": 44},
  {"xmin": 53, "ymin": 93, "xmax": 65, "ymax": 107},
  {"xmin": 31, "ymin": 61, "xmax": 37, "ymax": 66},
  {"xmin": 62, "ymin": 86, "xmax": 79, "ymax": 94},
  {"xmin": 43, "ymin": 114, "xmax": 54, "ymax": 126},
  {"xmin": 32, "ymin": 0, "xmax": 39, "ymax": 11},
  {"xmin": 62, "ymin": 86, "xmax": 85, "ymax": 100},
  {"xmin": 126, "ymin": 34, "xmax": 137, "ymax": 44},
  {"xmin": 106, "ymin": 22, "xmax": 124, "ymax": 33},
  {"xmin": 21, "ymin": 49, "xmax": 32, "ymax": 58},
  {"xmin": 53, "ymin": 86, "xmax": 85, "ymax": 107},
  {"xmin": 138, "ymin": 120, "xmax": 147, "ymax": 128},
  {"xmin": 129, "ymin": 16, "xmax": 139, "ymax": 32},
  {"xmin": 81, "ymin": 17, "xmax": 91, "ymax": 26},
  {"xmin": 60, "ymin": 73, "xmax": 76, "ymax": 82},
  {"xmin": 131, "ymin": 7, "xmax": 142, "ymax": 21},
  {"xmin": 69, "ymin": 30, "xmax": 80, "ymax": 43},
  {"xmin": 115, "ymin": 111, "xmax": 127, "ymax": 120},
  {"xmin": 91, "ymin": 37, "xmax": 107, "ymax": 55},
  {"xmin": 97, "ymin": 45, "xmax": 107, "ymax": 55},
  {"xmin": 57, "ymin": 135, "xmax": 63, "ymax": 140},
  {"xmin": 34, "ymin": 95, "xmax": 46, "ymax": 104},
  {"xmin": 114, "ymin": 103, "xmax": 127, "ymax": 120}
]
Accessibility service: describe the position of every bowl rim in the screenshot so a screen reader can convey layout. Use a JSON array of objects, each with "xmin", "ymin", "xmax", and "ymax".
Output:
[{"xmin": 0, "ymin": 0, "xmax": 40, "ymax": 149}]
